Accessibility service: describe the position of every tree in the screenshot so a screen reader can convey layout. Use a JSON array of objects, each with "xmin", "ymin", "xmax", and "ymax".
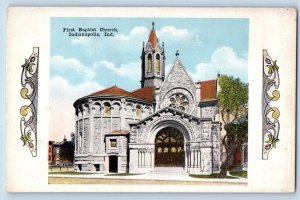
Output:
[
  {"xmin": 59, "ymin": 141, "xmax": 75, "ymax": 165},
  {"xmin": 217, "ymin": 75, "xmax": 248, "ymax": 175}
]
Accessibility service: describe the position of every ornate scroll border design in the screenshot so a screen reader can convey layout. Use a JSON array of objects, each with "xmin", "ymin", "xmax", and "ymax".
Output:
[
  {"xmin": 262, "ymin": 49, "xmax": 280, "ymax": 160},
  {"xmin": 20, "ymin": 47, "xmax": 39, "ymax": 157}
]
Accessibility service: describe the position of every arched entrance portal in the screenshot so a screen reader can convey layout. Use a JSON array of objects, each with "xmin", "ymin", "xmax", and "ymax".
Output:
[{"xmin": 155, "ymin": 127, "xmax": 184, "ymax": 167}]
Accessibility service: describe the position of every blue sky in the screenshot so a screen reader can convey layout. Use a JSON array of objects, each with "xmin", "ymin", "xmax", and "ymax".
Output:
[{"xmin": 49, "ymin": 17, "xmax": 249, "ymax": 141}]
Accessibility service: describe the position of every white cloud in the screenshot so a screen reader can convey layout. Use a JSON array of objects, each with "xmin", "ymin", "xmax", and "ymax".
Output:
[
  {"xmin": 51, "ymin": 55, "xmax": 142, "ymax": 83},
  {"xmin": 49, "ymin": 76, "xmax": 104, "ymax": 141},
  {"xmin": 114, "ymin": 25, "xmax": 200, "ymax": 45},
  {"xmin": 188, "ymin": 47, "xmax": 248, "ymax": 82},
  {"xmin": 93, "ymin": 60, "xmax": 141, "ymax": 81},
  {"xmin": 157, "ymin": 26, "xmax": 189, "ymax": 39},
  {"xmin": 51, "ymin": 55, "xmax": 95, "ymax": 81},
  {"xmin": 211, "ymin": 47, "xmax": 247, "ymax": 70},
  {"xmin": 130, "ymin": 26, "xmax": 148, "ymax": 35},
  {"xmin": 115, "ymin": 26, "xmax": 148, "ymax": 41},
  {"xmin": 50, "ymin": 76, "xmax": 104, "ymax": 102}
]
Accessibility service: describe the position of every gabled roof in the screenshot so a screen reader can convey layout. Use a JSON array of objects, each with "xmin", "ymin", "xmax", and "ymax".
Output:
[
  {"xmin": 159, "ymin": 56, "xmax": 196, "ymax": 94},
  {"xmin": 200, "ymin": 80, "xmax": 217, "ymax": 101}
]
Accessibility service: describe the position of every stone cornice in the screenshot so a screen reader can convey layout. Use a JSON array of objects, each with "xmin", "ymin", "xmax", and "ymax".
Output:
[
  {"xmin": 129, "ymin": 107, "xmax": 211, "ymax": 127},
  {"xmin": 73, "ymin": 95, "xmax": 154, "ymax": 108}
]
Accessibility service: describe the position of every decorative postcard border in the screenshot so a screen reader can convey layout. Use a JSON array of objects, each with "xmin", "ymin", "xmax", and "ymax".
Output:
[
  {"xmin": 20, "ymin": 47, "xmax": 39, "ymax": 157},
  {"xmin": 262, "ymin": 49, "xmax": 280, "ymax": 160}
]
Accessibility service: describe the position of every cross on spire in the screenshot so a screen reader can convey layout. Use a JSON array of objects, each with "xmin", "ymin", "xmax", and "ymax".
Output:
[{"xmin": 175, "ymin": 50, "xmax": 179, "ymax": 56}]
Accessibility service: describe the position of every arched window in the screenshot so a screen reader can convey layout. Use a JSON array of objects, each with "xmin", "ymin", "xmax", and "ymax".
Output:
[
  {"xmin": 93, "ymin": 102, "xmax": 101, "ymax": 115},
  {"xmin": 78, "ymin": 133, "xmax": 82, "ymax": 148},
  {"xmin": 103, "ymin": 102, "xmax": 111, "ymax": 117},
  {"xmin": 144, "ymin": 106, "xmax": 151, "ymax": 117},
  {"xmin": 126, "ymin": 103, "xmax": 133, "ymax": 118},
  {"xmin": 111, "ymin": 103, "xmax": 121, "ymax": 117},
  {"xmin": 83, "ymin": 104, "xmax": 90, "ymax": 117},
  {"xmin": 155, "ymin": 54, "xmax": 160, "ymax": 73},
  {"xmin": 135, "ymin": 105, "xmax": 142, "ymax": 119},
  {"xmin": 147, "ymin": 54, "xmax": 152, "ymax": 73}
]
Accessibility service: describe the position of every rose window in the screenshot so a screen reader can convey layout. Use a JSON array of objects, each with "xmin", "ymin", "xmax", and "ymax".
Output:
[{"xmin": 169, "ymin": 94, "xmax": 189, "ymax": 111}]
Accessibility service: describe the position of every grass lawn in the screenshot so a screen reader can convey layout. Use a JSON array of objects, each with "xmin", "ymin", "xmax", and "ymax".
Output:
[
  {"xmin": 105, "ymin": 173, "xmax": 141, "ymax": 176},
  {"xmin": 49, "ymin": 171, "xmax": 96, "ymax": 175},
  {"xmin": 190, "ymin": 173, "xmax": 238, "ymax": 179},
  {"xmin": 229, "ymin": 171, "xmax": 247, "ymax": 178}
]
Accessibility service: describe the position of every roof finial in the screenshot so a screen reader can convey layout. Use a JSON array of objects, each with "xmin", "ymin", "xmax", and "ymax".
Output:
[
  {"xmin": 175, "ymin": 50, "xmax": 179, "ymax": 56},
  {"xmin": 152, "ymin": 22, "xmax": 155, "ymax": 29}
]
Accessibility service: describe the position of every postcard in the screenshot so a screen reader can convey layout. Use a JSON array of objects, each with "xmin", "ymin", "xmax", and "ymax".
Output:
[{"xmin": 5, "ymin": 7, "xmax": 296, "ymax": 192}]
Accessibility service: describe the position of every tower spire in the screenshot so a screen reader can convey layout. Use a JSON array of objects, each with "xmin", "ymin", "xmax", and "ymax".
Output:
[
  {"xmin": 141, "ymin": 22, "xmax": 165, "ymax": 89},
  {"xmin": 148, "ymin": 22, "xmax": 158, "ymax": 48}
]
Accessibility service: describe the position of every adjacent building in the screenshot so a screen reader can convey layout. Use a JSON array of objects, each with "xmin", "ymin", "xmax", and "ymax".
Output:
[{"xmin": 48, "ymin": 135, "xmax": 75, "ymax": 166}]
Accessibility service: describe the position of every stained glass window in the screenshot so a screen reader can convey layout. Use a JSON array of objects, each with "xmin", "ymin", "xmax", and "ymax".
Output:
[
  {"xmin": 147, "ymin": 54, "xmax": 152, "ymax": 73},
  {"xmin": 155, "ymin": 54, "xmax": 160, "ymax": 73},
  {"xmin": 169, "ymin": 94, "xmax": 189, "ymax": 111}
]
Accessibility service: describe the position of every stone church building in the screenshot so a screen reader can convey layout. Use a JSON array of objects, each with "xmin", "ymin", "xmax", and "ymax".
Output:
[{"xmin": 73, "ymin": 23, "xmax": 221, "ymax": 175}]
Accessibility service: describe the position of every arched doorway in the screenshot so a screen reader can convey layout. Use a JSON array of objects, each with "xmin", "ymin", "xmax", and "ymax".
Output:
[{"xmin": 155, "ymin": 127, "xmax": 184, "ymax": 167}]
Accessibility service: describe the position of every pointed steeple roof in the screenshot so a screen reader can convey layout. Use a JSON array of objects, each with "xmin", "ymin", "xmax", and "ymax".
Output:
[{"xmin": 148, "ymin": 22, "xmax": 158, "ymax": 48}]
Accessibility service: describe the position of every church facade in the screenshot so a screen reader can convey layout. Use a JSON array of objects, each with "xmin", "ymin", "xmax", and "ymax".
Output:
[{"xmin": 73, "ymin": 23, "xmax": 221, "ymax": 175}]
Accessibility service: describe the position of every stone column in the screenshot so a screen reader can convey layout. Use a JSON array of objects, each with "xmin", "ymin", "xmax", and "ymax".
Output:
[
  {"xmin": 100, "ymin": 106, "xmax": 104, "ymax": 154},
  {"xmin": 89, "ymin": 100, "xmax": 94, "ymax": 154},
  {"xmin": 184, "ymin": 142, "xmax": 189, "ymax": 172},
  {"xmin": 104, "ymin": 156, "xmax": 109, "ymax": 173},
  {"xmin": 120, "ymin": 98, "xmax": 125, "ymax": 130},
  {"xmin": 76, "ymin": 118, "xmax": 79, "ymax": 154},
  {"xmin": 129, "ymin": 147, "xmax": 139, "ymax": 173},
  {"xmin": 201, "ymin": 148, "xmax": 212, "ymax": 175},
  {"xmin": 74, "ymin": 112, "xmax": 77, "ymax": 154},
  {"xmin": 81, "ymin": 106, "xmax": 85, "ymax": 154}
]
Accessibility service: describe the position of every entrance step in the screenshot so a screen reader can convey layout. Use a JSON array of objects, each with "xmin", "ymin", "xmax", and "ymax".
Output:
[{"xmin": 151, "ymin": 167, "xmax": 187, "ymax": 175}]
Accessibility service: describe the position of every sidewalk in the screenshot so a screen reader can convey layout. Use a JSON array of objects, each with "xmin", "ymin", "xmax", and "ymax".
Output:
[{"xmin": 48, "ymin": 172, "xmax": 247, "ymax": 184}]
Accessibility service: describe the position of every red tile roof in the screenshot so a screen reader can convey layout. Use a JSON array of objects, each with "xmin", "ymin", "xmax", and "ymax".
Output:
[
  {"xmin": 131, "ymin": 86, "xmax": 156, "ymax": 101},
  {"xmin": 87, "ymin": 85, "xmax": 155, "ymax": 102},
  {"xmin": 148, "ymin": 28, "xmax": 158, "ymax": 48},
  {"xmin": 88, "ymin": 85, "xmax": 132, "ymax": 97},
  {"xmin": 200, "ymin": 80, "xmax": 217, "ymax": 101}
]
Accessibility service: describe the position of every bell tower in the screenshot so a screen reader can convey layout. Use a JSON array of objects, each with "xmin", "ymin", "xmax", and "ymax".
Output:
[{"xmin": 141, "ymin": 22, "xmax": 165, "ymax": 89}]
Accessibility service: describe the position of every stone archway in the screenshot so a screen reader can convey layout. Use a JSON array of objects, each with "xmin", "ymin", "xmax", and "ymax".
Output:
[{"xmin": 154, "ymin": 127, "xmax": 184, "ymax": 167}]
